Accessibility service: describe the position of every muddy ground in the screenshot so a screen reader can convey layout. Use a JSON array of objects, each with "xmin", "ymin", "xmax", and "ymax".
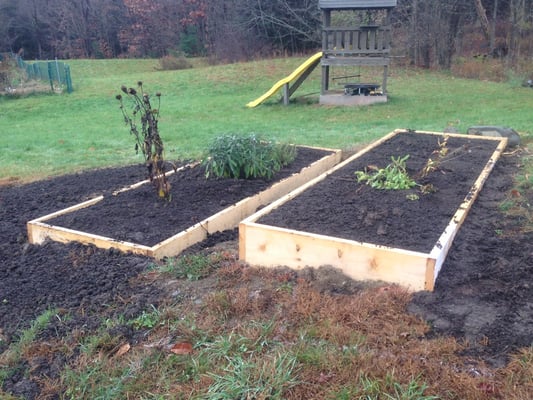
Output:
[{"xmin": 0, "ymin": 136, "xmax": 532, "ymax": 398}]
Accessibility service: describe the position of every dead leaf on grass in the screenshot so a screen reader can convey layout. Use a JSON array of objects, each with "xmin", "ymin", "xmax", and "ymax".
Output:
[
  {"xmin": 170, "ymin": 342, "xmax": 193, "ymax": 355},
  {"xmin": 114, "ymin": 343, "xmax": 131, "ymax": 358},
  {"xmin": 317, "ymin": 372, "xmax": 335, "ymax": 383}
]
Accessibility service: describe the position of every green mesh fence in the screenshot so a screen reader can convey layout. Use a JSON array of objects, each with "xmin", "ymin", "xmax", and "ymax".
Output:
[{"xmin": 15, "ymin": 55, "xmax": 73, "ymax": 93}]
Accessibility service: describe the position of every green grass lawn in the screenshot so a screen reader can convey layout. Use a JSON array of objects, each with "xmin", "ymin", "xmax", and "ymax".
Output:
[{"xmin": 1, "ymin": 57, "xmax": 532, "ymax": 182}]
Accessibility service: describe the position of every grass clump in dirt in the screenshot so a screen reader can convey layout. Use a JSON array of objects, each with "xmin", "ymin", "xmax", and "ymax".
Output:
[
  {"xmin": 128, "ymin": 305, "xmax": 164, "ymax": 330},
  {"xmin": 205, "ymin": 351, "xmax": 299, "ymax": 399},
  {"xmin": 0, "ymin": 309, "xmax": 57, "ymax": 387},
  {"xmin": 151, "ymin": 251, "xmax": 231, "ymax": 281},
  {"xmin": 203, "ymin": 133, "xmax": 297, "ymax": 180},
  {"xmin": 161, "ymin": 254, "xmax": 216, "ymax": 281}
]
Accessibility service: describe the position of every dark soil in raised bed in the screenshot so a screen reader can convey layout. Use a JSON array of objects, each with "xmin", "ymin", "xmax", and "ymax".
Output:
[
  {"xmin": 46, "ymin": 147, "xmax": 331, "ymax": 246},
  {"xmin": 0, "ymin": 135, "xmax": 532, "ymax": 399},
  {"xmin": 258, "ymin": 132, "xmax": 501, "ymax": 253}
]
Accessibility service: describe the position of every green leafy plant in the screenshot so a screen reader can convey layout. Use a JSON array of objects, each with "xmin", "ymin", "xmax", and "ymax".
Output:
[
  {"xmin": 355, "ymin": 155, "xmax": 417, "ymax": 190},
  {"xmin": 405, "ymin": 192, "xmax": 420, "ymax": 201},
  {"xmin": 203, "ymin": 134, "xmax": 297, "ymax": 180},
  {"xmin": 128, "ymin": 305, "xmax": 163, "ymax": 330},
  {"xmin": 355, "ymin": 138, "xmax": 453, "ymax": 193},
  {"xmin": 116, "ymin": 81, "xmax": 173, "ymax": 200},
  {"xmin": 165, "ymin": 253, "xmax": 214, "ymax": 281}
]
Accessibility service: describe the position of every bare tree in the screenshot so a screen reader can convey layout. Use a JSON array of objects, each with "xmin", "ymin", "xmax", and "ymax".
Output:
[
  {"xmin": 394, "ymin": 0, "xmax": 476, "ymax": 69},
  {"xmin": 508, "ymin": 0, "xmax": 532, "ymax": 62},
  {"xmin": 490, "ymin": 0, "xmax": 499, "ymax": 55},
  {"xmin": 55, "ymin": 0, "xmax": 94, "ymax": 58},
  {"xmin": 203, "ymin": 0, "xmax": 258, "ymax": 61},
  {"xmin": 474, "ymin": 0, "xmax": 491, "ymax": 41},
  {"xmin": 240, "ymin": 0, "xmax": 321, "ymax": 53},
  {"xmin": 0, "ymin": 0, "xmax": 55, "ymax": 59},
  {"xmin": 0, "ymin": 0, "xmax": 19, "ymax": 53},
  {"xmin": 472, "ymin": 0, "xmax": 509, "ymax": 58},
  {"xmin": 97, "ymin": 0, "xmax": 129, "ymax": 57},
  {"xmin": 2, "ymin": 0, "xmax": 532, "ymax": 67},
  {"xmin": 203, "ymin": 0, "xmax": 321, "ymax": 61},
  {"xmin": 120, "ymin": 0, "xmax": 194, "ymax": 57}
]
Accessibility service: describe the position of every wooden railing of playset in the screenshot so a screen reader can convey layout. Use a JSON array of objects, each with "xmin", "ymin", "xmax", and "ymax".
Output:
[{"xmin": 322, "ymin": 26, "xmax": 391, "ymax": 56}]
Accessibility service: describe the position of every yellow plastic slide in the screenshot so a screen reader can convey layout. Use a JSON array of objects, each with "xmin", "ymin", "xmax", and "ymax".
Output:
[{"xmin": 246, "ymin": 52, "xmax": 323, "ymax": 108}]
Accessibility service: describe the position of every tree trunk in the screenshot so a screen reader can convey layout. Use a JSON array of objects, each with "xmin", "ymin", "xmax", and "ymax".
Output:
[
  {"xmin": 473, "ymin": 0, "xmax": 491, "ymax": 40},
  {"xmin": 409, "ymin": 0, "xmax": 418, "ymax": 66},
  {"xmin": 490, "ymin": 0, "xmax": 498, "ymax": 54}
]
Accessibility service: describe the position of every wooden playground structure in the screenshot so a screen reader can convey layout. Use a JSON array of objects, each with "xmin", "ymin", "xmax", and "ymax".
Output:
[{"xmin": 319, "ymin": 0, "xmax": 396, "ymax": 105}]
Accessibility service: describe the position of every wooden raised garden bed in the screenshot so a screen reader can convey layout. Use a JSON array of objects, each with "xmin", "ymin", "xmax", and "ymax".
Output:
[
  {"xmin": 239, "ymin": 130, "xmax": 507, "ymax": 291},
  {"xmin": 27, "ymin": 146, "xmax": 342, "ymax": 259}
]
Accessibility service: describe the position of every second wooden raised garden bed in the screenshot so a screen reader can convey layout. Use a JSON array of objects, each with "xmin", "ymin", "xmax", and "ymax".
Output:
[{"xmin": 239, "ymin": 129, "xmax": 507, "ymax": 291}]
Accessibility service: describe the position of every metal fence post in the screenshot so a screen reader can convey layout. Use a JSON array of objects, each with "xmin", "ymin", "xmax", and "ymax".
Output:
[
  {"xmin": 47, "ymin": 62, "xmax": 54, "ymax": 91},
  {"xmin": 65, "ymin": 64, "xmax": 73, "ymax": 93},
  {"xmin": 55, "ymin": 58, "xmax": 61, "ymax": 85}
]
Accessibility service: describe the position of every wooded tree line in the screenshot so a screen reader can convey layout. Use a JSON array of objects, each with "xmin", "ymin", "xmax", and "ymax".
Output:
[{"xmin": 1, "ymin": 0, "xmax": 532, "ymax": 68}]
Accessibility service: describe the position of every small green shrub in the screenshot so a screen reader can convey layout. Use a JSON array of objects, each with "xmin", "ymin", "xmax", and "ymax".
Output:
[
  {"xmin": 203, "ymin": 134, "xmax": 297, "ymax": 180},
  {"xmin": 355, "ymin": 155, "xmax": 417, "ymax": 190}
]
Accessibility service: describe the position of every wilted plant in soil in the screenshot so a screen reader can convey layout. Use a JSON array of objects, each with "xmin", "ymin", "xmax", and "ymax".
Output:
[
  {"xmin": 203, "ymin": 134, "xmax": 297, "ymax": 180},
  {"xmin": 116, "ymin": 81, "xmax": 173, "ymax": 199},
  {"xmin": 418, "ymin": 135, "xmax": 450, "ymax": 178}
]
